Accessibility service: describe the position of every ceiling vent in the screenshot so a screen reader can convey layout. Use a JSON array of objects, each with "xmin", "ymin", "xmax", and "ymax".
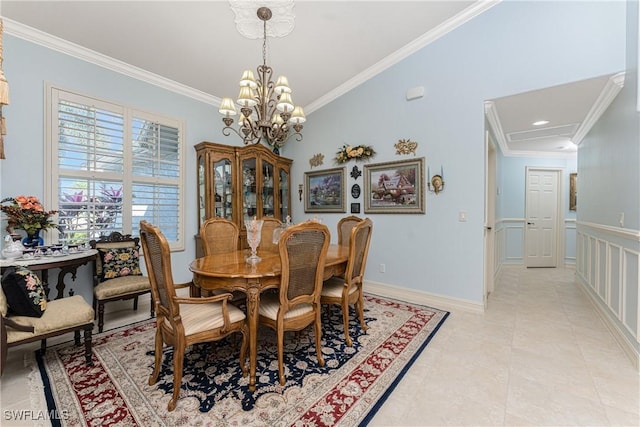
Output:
[{"xmin": 507, "ymin": 123, "xmax": 579, "ymax": 142}]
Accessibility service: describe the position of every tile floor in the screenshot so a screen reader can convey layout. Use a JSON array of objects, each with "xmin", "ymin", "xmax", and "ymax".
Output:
[{"xmin": 1, "ymin": 266, "xmax": 639, "ymax": 426}]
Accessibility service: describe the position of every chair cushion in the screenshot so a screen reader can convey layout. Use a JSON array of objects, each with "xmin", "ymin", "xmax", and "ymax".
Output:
[
  {"xmin": 99, "ymin": 247, "xmax": 142, "ymax": 280},
  {"xmin": 163, "ymin": 302, "xmax": 245, "ymax": 336},
  {"xmin": 1, "ymin": 266, "xmax": 47, "ymax": 317},
  {"xmin": 5, "ymin": 295, "xmax": 93, "ymax": 344},
  {"xmin": 321, "ymin": 276, "xmax": 358, "ymax": 298},
  {"xmin": 94, "ymin": 275, "xmax": 150, "ymax": 300},
  {"xmin": 258, "ymin": 292, "xmax": 313, "ymax": 320}
]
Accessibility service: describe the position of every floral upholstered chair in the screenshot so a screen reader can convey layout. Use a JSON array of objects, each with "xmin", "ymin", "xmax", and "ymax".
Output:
[{"xmin": 90, "ymin": 232, "xmax": 152, "ymax": 332}]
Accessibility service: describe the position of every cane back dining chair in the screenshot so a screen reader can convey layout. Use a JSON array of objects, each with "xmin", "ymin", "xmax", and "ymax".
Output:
[
  {"xmin": 258, "ymin": 221, "xmax": 330, "ymax": 385},
  {"xmin": 90, "ymin": 232, "xmax": 152, "ymax": 333},
  {"xmin": 139, "ymin": 221, "xmax": 248, "ymax": 411},
  {"xmin": 199, "ymin": 217, "xmax": 239, "ymax": 256},
  {"xmin": 259, "ymin": 217, "xmax": 282, "ymax": 253},
  {"xmin": 337, "ymin": 215, "xmax": 364, "ymax": 247},
  {"xmin": 321, "ymin": 218, "xmax": 373, "ymax": 346}
]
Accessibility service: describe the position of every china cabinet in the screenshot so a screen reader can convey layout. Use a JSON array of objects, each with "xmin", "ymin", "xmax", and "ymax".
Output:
[{"xmin": 195, "ymin": 142, "xmax": 292, "ymax": 255}]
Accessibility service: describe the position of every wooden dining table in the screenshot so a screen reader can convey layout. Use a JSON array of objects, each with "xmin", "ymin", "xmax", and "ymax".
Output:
[{"xmin": 189, "ymin": 244, "xmax": 349, "ymax": 391}]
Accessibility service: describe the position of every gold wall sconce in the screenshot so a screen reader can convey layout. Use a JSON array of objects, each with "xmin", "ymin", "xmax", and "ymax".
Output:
[
  {"xmin": 427, "ymin": 166, "xmax": 445, "ymax": 195},
  {"xmin": 298, "ymin": 184, "xmax": 303, "ymax": 201}
]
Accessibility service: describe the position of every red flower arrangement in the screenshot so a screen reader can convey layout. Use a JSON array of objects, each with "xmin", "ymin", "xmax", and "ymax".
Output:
[{"xmin": 0, "ymin": 196, "xmax": 59, "ymax": 235}]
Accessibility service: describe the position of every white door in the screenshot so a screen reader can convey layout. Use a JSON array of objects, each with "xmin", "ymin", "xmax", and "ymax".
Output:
[{"xmin": 525, "ymin": 168, "xmax": 559, "ymax": 268}]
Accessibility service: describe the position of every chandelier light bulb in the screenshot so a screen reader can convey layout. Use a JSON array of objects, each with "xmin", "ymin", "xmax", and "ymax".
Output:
[
  {"xmin": 239, "ymin": 70, "xmax": 258, "ymax": 89},
  {"xmin": 219, "ymin": 98, "xmax": 238, "ymax": 116},
  {"xmin": 237, "ymin": 86, "xmax": 258, "ymax": 108},
  {"xmin": 276, "ymin": 92, "xmax": 294, "ymax": 112},
  {"xmin": 290, "ymin": 106, "xmax": 306, "ymax": 124},
  {"xmin": 274, "ymin": 76, "xmax": 291, "ymax": 95}
]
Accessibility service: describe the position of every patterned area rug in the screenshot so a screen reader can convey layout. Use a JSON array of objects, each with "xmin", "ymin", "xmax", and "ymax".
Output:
[{"xmin": 32, "ymin": 294, "xmax": 448, "ymax": 426}]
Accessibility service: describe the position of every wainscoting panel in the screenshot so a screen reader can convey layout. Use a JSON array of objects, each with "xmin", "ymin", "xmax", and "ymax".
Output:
[{"xmin": 576, "ymin": 222, "xmax": 640, "ymax": 370}]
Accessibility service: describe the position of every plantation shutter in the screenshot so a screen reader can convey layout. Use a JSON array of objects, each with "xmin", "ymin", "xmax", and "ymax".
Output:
[{"xmin": 47, "ymin": 87, "xmax": 184, "ymax": 249}]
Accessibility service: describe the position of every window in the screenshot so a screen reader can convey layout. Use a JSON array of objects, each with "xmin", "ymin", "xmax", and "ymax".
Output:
[{"xmin": 45, "ymin": 86, "xmax": 185, "ymax": 250}]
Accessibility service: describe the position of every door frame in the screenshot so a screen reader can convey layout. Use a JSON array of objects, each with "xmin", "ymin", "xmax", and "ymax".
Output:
[
  {"xmin": 524, "ymin": 166, "xmax": 565, "ymax": 268},
  {"xmin": 484, "ymin": 130, "xmax": 496, "ymax": 304}
]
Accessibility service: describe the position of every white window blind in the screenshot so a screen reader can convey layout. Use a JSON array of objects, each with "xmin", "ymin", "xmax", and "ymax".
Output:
[{"xmin": 46, "ymin": 86, "xmax": 185, "ymax": 249}]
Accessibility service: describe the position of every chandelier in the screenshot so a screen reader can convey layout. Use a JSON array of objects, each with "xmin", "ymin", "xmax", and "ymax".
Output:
[{"xmin": 219, "ymin": 7, "xmax": 305, "ymax": 150}]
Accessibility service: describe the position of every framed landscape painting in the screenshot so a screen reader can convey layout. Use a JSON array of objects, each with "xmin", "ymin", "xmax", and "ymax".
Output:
[
  {"xmin": 304, "ymin": 167, "xmax": 346, "ymax": 213},
  {"xmin": 363, "ymin": 158, "xmax": 425, "ymax": 214}
]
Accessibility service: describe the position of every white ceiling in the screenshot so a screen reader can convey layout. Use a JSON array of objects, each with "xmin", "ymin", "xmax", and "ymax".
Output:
[{"xmin": 1, "ymin": 0, "xmax": 619, "ymax": 157}]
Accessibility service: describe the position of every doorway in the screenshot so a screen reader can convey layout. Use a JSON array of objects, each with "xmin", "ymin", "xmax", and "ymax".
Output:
[
  {"xmin": 525, "ymin": 167, "xmax": 561, "ymax": 268},
  {"xmin": 484, "ymin": 130, "xmax": 496, "ymax": 302}
]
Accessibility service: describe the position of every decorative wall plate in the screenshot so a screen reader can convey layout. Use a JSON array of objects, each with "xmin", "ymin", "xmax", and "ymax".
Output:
[
  {"xmin": 350, "ymin": 165, "xmax": 362, "ymax": 180},
  {"xmin": 351, "ymin": 183, "xmax": 361, "ymax": 199}
]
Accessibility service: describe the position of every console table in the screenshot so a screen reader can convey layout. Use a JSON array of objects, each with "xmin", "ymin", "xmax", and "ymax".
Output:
[{"xmin": 0, "ymin": 250, "xmax": 98, "ymax": 299}]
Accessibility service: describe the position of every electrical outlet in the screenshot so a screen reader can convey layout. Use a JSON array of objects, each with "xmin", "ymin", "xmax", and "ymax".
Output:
[{"xmin": 379, "ymin": 263, "xmax": 386, "ymax": 273}]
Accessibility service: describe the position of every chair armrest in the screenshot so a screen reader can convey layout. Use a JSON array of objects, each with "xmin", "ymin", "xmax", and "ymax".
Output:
[
  {"xmin": 173, "ymin": 293, "xmax": 234, "ymax": 305},
  {"xmin": 2, "ymin": 317, "xmax": 35, "ymax": 333},
  {"xmin": 174, "ymin": 281, "xmax": 193, "ymax": 289}
]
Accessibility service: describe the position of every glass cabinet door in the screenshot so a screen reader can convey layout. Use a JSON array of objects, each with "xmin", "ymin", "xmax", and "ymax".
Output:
[
  {"xmin": 261, "ymin": 160, "xmax": 275, "ymax": 218},
  {"xmin": 198, "ymin": 155, "xmax": 206, "ymax": 227},
  {"xmin": 279, "ymin": 168, "xmax": 289, "ymax": 220},
  {"xmin": 213, "ymin": 158, "xmax": 233, "ymax": 221},
  {"xmin": 242, "ymin": 157, "xmax": 257, "ymax": 229}
]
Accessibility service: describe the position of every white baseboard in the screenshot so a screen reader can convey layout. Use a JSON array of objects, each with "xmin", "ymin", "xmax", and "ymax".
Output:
[
  {"xmin": 365, "ymin": 280, "xmax": 484, "ymax": 314},
  {"xmin": 576, "ymin": 275, "xmax": 640, "ymax": 373}
]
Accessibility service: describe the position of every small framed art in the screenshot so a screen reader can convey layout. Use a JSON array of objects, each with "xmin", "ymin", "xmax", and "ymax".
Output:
[{"xmin": 304, "ymin": 167, "xmax": 346, "ymax": 213}]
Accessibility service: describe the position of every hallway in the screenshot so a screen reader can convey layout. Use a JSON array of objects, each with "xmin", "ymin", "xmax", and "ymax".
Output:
[{"xmin": 371, "ymin": 266, "xmax": 640, "ymax": 426}]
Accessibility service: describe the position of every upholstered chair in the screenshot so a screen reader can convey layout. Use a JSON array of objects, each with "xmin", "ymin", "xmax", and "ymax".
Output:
[
  {"xmin": 90, "ymin": 232, "xmax": 152, "ymax": 333},
  {"xmin": 0, "ymin": 270, "xmax": 93, "ymax": 376},
  {"xmin": 258, "ymin": 221, "xmax": 330, "ymax": 385},
  {"xmin": 321, "ymin": 218, "xmax": 373, "ymax": 346},
  {"xmin": 140, "ymin": 220, "xmax": 247, "ymax": 411}
]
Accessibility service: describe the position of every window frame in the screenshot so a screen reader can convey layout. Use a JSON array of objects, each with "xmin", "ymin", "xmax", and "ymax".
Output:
[{"xmin": 44, "ymin": 84, "xmax": 186, "ymax": 251}]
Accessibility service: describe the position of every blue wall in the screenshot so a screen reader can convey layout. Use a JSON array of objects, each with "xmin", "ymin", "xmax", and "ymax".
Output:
[{"xmin": 0, "ymin": 0, "xmax": 627, "ymax": 309}]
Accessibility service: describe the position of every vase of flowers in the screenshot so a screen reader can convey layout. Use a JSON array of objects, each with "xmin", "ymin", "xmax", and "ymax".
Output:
[{"xmin": 1, "ymin": 196, "xmax": 59, "ymax": 246}]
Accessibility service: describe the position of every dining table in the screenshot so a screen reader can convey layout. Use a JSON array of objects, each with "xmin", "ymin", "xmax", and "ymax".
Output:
[{"xmin": 189, "ymin": 244, "xmax": 349, "ymax": 391}]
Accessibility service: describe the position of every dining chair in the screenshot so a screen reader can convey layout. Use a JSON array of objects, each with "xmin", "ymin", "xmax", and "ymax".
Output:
[
  {"xmin": 90, "ymin": 232, "xmax": 152, "ymax": 333},
  {"xmin": 258, "ymin": 221, "xmax": 330, "ymax": 385},
  {"xmin": 259, "ymin": 216, "xmax": 282, "ymax": 253},
  {"xmin": 199, "ymin": 217, "xmax": 239, "ymax": 256},
  {"xmin": 321, "ymin": 218, "xmax": 373, "ymax": 346},
  {"xmin": 139, "ymin": 221, "xmax": 247, "ymax": 411},
  {"xmin": 337, "ymin": 215, "xmax": 364, "ymax": 247}
]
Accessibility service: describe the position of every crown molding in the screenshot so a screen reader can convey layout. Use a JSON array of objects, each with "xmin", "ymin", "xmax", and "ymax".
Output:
[
  {"xmin": 305, "ymin": 0, "xmax": 501, "ymax": 114},
  {"xmin": 572, "ymin": 71, "xmax": 625, "ymax": 145},
  {"xmin": 3, "ymin": 18, "xmax": 220, "ymax": 106}
]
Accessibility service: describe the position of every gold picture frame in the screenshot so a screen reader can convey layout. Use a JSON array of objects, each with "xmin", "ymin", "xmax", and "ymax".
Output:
[{"xmin": 569, "ymin": 172, "xmax": 577, "ymax": 211}]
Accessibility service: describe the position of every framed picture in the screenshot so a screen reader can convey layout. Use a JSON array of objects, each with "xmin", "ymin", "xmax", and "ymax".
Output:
[
  {"xmin": 350, "ymin": 203, "xmax": 361, "ymax": 214},
  {"xmin": 304, "ymin": 167, "xmax": 346, "ymax": 213},
  {"xmin": 363, "ymin": 158, "xmax": 425, "ymax": 214},
  {"xmin": 569, "ymin": 172, "xmax": 577, "ymax": 211}
]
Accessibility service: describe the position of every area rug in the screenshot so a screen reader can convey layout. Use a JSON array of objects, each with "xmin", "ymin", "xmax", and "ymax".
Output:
[{"xmin": 31, "ymin": 294, "xmax": 448, "ymax": 426}]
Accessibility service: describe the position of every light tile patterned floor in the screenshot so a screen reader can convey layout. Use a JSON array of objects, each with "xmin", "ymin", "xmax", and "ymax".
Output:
[{"xmin": 1, "ymin": 266, "xmax": 638, "ymax": 426}]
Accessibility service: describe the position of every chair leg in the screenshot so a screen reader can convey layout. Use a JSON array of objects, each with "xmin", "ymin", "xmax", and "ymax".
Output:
[
  {"xmin": 277, "ymin": 328, "xmax": 285, "ymax": 385},
  {"xmin": 314, "ymin": 312, "xmax": 325, "ymax": 367},
  {"xmin": 149, "ymin": 328, "xmax": 163, "ymax": 386},
  {"xmin": 356, "ymin": 289, "xmax": 367, "ymax": 331},
  {"xmin": 169, "ymin": 345, "xmax": 184, "ymax": 411},
  {"xmin": 40, "ymin": 338, "xmax": 47, "ymax": 354},
  {"xmin": 150, "ymin": 295, "xmax": 155, "ymax": 318},
  {"xmin": 83, "ymin": 326, "xmax": 93, "ymax": 366},
  {"xmin": 342, "ymin": 299, "xmax": 352, "ymax": 347},
  {"xmin": 133, "ymin": 295, "xmax": 139, "ymax": 311},
  {"xmin": 74, "ymin": 330, "xmax": 81, "ymax": 346},
  {"xmin": 239, "ymin": 326, "xmax": 248, "ymax": 376},
  {"xmin": 98, "ymin": 302, "xmax": 105, "ymax": 333}
]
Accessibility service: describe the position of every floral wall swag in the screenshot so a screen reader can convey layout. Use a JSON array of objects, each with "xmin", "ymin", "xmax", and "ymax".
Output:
[{"xmin": 335, "ymin": 144, "xmax": 376, "ymax": 164}]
